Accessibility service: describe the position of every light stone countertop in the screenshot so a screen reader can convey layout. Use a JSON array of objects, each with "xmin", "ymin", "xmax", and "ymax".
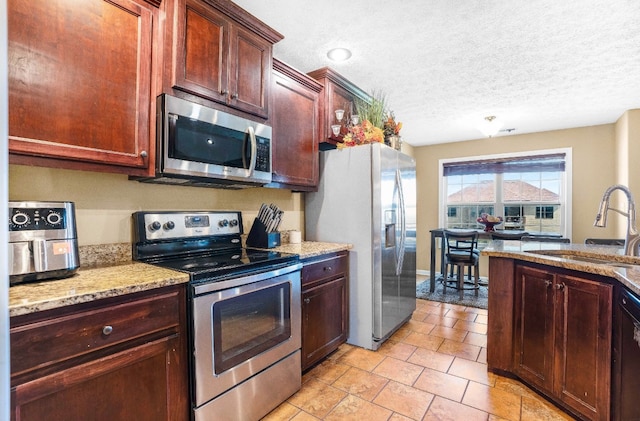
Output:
[
  {"xmin": 9, "ymin": 241, "xmax": 351, "ymax": 317},
  {"xmin": 265, "ymin": 241, "xmax": 352, "ymax": 260},
  {"xmin": 9, "ymin": 263, "xmax": 190, "ymax": 317},
  {"xmin": 482, "ymin": 241, "xmax": 640, "ymax": 296}
]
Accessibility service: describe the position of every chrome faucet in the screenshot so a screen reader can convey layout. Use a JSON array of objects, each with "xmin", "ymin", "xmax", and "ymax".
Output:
[{"xmin": 594, "ymin": 184, "xmax": 640, "ymax": 256}]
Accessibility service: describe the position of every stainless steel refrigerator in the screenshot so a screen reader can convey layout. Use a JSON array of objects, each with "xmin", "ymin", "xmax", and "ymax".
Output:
[{"xmin": 305, "ymin": 143, "xmax": 416, "ymax": 350}]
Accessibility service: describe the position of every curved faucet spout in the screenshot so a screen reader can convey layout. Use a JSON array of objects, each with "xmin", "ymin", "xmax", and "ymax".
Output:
[{"xmin": 594, "ymin": 184, "xmax": 639, "ymax": 256}]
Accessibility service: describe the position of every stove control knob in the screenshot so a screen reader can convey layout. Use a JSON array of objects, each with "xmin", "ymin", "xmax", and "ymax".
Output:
[
  {"xmin": 164, "ymin": 221, "xmax": 175, "ymax": 230},
  {"xmin": 229, "ymin": 219, "xmax": 239, "ymax": 227},
  {"xmin": 12, "ymin": 212, "xmax": 30, "ymax": 226},
  {"xmin": 149, "ymin": 221, "xmax": 161, "ymax": 231},
  {"xmin": 218, "ymin": 219, "xmax": 229, "ymax": 228}
]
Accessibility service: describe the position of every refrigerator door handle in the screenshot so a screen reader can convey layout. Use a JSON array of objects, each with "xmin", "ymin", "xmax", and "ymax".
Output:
[{"xmin": 395, "ymin": 168, "xmax": 406, "ymax": 276}]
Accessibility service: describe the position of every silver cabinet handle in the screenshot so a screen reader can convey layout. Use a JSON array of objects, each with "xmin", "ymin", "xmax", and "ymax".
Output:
[
  {"xmin": 324, "ymin": 266, "xmax": 332, "ymax": 272},
  {"xmin": 231, "ymin": 93, "xmax": 239, "ymax": 99},
  {"xmin": 556, "ymin": 283, "xmax": 565, "ymax": 291},
  {"xmin": 304, "ymin": 298, "xmax": 310, "ymax": 304},
  {"xmin": 545, "ymin": 280, "xmax": 552, "ymax": 287},
  {"xmin": 140, "ymin": 150, "xmax": 148, "ymax": 158},
  {"xmin": 102, "ymin": 325, "xmax": 113, "ymax": 336}
]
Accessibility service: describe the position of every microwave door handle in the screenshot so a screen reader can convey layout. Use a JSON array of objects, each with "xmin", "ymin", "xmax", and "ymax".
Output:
[{"xmin": 245, "ymin": 126, "xmax": 257, "ymax": 175}]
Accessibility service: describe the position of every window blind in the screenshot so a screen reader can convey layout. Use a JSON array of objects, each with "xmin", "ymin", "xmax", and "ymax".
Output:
[{"xmin": 443, "ymin": 153, "xmax": 566, "ymax": 176}]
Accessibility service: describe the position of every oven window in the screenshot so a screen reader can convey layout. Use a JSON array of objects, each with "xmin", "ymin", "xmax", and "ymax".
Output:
[{"xmin": 212, "ymin": 282, "xmax": 291, "ymax": 374}]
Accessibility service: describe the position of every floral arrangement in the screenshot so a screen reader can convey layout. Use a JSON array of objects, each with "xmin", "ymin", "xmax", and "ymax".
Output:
[
  {"xmin": 383, "ymin": 111, "xmax": 402, "ymax": 138},
  {"xmin": 337, "ymin": 119, "xmax": 385, "ymax": 149}
]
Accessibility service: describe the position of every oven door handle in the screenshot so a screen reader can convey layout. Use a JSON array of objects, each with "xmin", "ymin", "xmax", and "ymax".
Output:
[
  {"xmin": 193, "ymin": 262, "xmax": 303, "ymax": 296},
  {"xmin": 244, "ymin": 126, "xmax": 257, "ymax": 175}
]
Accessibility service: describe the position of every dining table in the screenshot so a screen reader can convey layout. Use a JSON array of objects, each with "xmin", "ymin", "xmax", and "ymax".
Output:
[{"xmin": 428, "ymin": 228, "xmax": 532, "ymax": 293}]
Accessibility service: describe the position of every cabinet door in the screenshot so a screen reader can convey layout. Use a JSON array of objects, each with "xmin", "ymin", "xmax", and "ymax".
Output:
[
  {"xmin": 554, "ymin": 274, "xmax": 612, "ymax": 421},
  {"xmin": 513, "ymin": 265, "xmax": 555, "ymax": 391},
  {"xmin": 270, "ymin": 64, "xmax": 320, "ymax": 189},
  {"xmin": 174, "ymin": 0, "xmax": 229, "ymax": 105},
  {"xmin": 301, "ymin": 276, "xmax": 348, "ymax": 370},
  {"xmin": 228, "ymin": 24, "xmax": 271, "ymax": 118},
  {"xmin": 8, "ymin": 0, "xmax": 154, "ymax": 171},
  {"xmin": 12, "ymin": 336, "xmax": 183, "ymax": 421}
]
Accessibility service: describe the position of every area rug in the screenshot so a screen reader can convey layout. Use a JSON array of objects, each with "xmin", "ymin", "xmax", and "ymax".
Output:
[{"xmin": 416, "ymin": 280, "xmax": 488, "ymax": 310}]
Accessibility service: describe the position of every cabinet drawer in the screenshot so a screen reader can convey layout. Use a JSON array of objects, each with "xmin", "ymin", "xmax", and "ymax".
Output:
[
  {"xmin": 302, "ymin": 253, "xmax": 348, "ymax": 287},
  {"xmin": 11, "ymin": 289, "xmax": 181, "ymax": 377}
]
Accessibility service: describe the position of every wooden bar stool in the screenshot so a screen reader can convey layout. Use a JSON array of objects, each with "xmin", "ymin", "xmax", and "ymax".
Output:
[{"xmin": 443, "ymin": 230, "xmax": 480, "ymax": 300}]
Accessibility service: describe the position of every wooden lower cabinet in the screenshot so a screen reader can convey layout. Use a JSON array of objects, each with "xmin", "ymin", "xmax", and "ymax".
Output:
[
  {"xmin": 301, "ymin": 251, "xmax": 349, "ymax": 370},
  {"xmin": 514, "ymin": 264, "xmax": 612, "ymax": 421},
  {"xmin": 10, "ymin": 284, "xmax": 189, "ymax": 421}
]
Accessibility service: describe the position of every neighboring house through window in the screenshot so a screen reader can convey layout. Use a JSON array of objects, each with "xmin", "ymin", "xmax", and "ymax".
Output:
[{"xmin": 439, "ymin": 149, "xmax": 572, "ymax": 237}]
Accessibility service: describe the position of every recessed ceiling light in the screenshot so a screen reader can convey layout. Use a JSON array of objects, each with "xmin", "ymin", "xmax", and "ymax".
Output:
[{"xmin": 327, "ymin": 48, "xmax": 352, "ymax": 62}]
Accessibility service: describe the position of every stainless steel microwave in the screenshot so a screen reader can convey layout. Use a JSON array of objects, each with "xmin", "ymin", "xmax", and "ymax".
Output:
[{"xmin": 136, "ymin": 94, "xmax": 272, "ymax": 189}]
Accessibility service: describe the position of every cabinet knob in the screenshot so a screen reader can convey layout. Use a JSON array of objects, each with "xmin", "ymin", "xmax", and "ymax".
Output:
[
  {"xmin": 102, "ymin": 325, "xmax": 114, "ymax": 336},
  {"xmin": 324, "ymin": 266, "xmax": 332, "ymax": 272},
  {"xmin": 304, "ymin": 298, "xmax": 310, "ymax": 304},
  {"xmin": 220, "ymin": 90, "xmax": 229, "ymax": 96},
  {"xmin": 555, "ymin": 283, "xmax": 565, "ymax": 291},
  {"xmin": 140, "ymin": 150, "xmax": 148, "ymax": 158},
  {"xmin": 545, "ymin": 280, "xmax": 552, "ymax": 287},
  {"xmin": 231, "ymin": 93, "xmax": 239, "ymax": 99}
]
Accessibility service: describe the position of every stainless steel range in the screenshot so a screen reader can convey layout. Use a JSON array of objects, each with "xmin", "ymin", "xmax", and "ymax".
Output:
[{"xmin": 132, "ymin": 210, "xmax": 302, "ymax": 421}]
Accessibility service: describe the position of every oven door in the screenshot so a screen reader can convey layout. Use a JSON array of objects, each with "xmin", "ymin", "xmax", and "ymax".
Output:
[
  {"xmin": 191, "ymin": 264, "xmax": 301, "ymax": 407},
  {"xmin": 159, "ymin": 94, "xmax": 272, "ymax": 185}
]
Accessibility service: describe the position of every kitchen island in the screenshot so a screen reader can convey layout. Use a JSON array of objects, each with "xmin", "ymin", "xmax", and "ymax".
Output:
[{"xmin": 482, "ymin": 241, "xmax": 640, "ymax": 421}]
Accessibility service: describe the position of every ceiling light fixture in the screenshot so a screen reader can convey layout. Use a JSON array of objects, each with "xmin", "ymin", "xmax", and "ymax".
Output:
[
  {"xmin": 327, "ymin": 48, "xmax": 352, "ymax": 62},
  {"xmin": 479, "ymin": 115, "xmax": 502, "ymax": 138}
]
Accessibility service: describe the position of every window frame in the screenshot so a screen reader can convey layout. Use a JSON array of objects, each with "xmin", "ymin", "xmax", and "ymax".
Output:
[{"xmin": 438, "ymin": 148, "xmax": 573, "ymax": 237}]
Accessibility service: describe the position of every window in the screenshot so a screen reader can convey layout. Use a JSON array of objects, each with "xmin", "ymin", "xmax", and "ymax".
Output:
[{"xmin": 440, "ymin": 150, "xmax": 571, "ymax": 236}]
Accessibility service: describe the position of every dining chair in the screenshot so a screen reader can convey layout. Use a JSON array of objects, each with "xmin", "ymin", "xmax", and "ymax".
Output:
[
  {"xmin": 491, "ymin": 231, "xmax": 529, "ymax": 240},
  {"xmin": 521, "ymin": 235, "xmax": 571, "ymax": 243},
  {"xmin": 443, "ymin": 230, "xmax": 480, "ymax": 300}
]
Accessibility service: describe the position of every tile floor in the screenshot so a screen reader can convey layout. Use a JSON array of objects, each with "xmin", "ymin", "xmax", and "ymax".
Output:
[{"xmin": 263, "ymin": 294, "xmax": 575, "ymax": 420}]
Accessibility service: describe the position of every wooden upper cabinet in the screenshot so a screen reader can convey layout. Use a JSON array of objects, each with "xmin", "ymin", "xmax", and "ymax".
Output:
[
  {"xmin": 269, "ymin": 59, "xmax": 322, "ymax": 190},
  {"xmin": 8, "ymin": 0, "xmax": 159, "ymax": 174},
  {"xmin": 307, "ymin": 67, "xmax": 369, "ymax": 150},
  {"xmin": 174, "ymin": 0, "xmax": 229, "ymax": 105},
  {"xmin": 170, "ymin": 0, "xmax": 282, "ymax": 119}
]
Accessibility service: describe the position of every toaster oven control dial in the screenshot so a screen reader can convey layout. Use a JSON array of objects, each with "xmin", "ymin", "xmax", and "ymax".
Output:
[
  {"xmin": 46, "ymin": 211, "xmax": 62, "ymax": 226},
  {"xmin": 229, "ymin": 219, "xmax": 239, "ymax": 227},
  {"xmin": 150, "ymin": 221, "xmax": 162, "ymax": 231},
  {"xmin": 218, "ymin": 219, "xmax": 229, "ymax": 228},
  {"xmin": 11, "ymin": 212, "xmax": 30, "ymax": 227},
  {"xmin": 164, "ymin": 221, "xmax": 175, "ymax": 230}
]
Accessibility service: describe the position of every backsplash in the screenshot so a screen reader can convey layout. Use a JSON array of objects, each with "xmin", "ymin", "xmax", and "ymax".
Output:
[{"xmin": 9, "ymin": 165, "xmax": 304, "ymax": 246}]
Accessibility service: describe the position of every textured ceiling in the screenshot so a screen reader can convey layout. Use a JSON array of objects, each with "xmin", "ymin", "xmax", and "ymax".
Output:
[{"xmin": 232, "ymin": 0, "xmax": 640, "ymax": 146}]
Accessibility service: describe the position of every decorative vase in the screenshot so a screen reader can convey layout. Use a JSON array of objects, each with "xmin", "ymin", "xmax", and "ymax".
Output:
[{"xmin": 386, "ymin": 135, "xmax": 402, "ymax": 151}]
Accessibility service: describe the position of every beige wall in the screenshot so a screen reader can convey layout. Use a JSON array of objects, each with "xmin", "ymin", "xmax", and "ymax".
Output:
[
  {"xmin": 9, "ymin": 165, "xmax": 304, "ymax": 246},
  {"xmin": 413, "ymin": 123, "xmax": 621, "ymax": 273}
]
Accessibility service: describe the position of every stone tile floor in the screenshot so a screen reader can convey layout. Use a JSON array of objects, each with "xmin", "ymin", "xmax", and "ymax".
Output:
[{"xmin": 263, "ymin": 297, "xmax": 575, "ymax": 420}]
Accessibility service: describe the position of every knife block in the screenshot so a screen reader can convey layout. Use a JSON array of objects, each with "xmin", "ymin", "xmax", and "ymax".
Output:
[{"xmin": 246, "ymin": 218, "xmax": 281, "ymax": 248}]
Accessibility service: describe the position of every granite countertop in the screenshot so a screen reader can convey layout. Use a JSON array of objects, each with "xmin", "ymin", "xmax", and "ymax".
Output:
[
  {"xmin": 482, "ymin": 240, "xmax": 640, "ymax": 296},
  {"xmin": 9, "ymin": 263, "xmax": 190, "ymax": 317},
  {"xmin": 9, "ymin": 241, "xmax": 351, "ymax": 317},
  {"xmin": 267, "ymin": 241, "xmax": 352, "ymax": 259}
]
